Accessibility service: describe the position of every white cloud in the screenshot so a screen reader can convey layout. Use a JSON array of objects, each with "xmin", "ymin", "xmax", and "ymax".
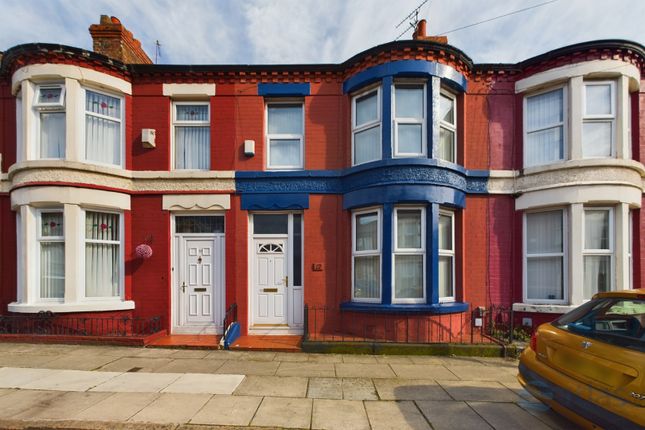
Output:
[{"xmin": 0, "ymin": 0, "xmax": 642, "ymax": 65}]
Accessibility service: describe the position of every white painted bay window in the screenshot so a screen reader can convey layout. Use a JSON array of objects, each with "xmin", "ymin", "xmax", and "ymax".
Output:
[
  {"xmin": 393, "ymin": 84, "xmax": 425, "ymax": 157},
  {"xmin": 34, "ymin": 85, "xmax": 66, "ymax": 159},
  {"xmin": 393, "ymin": 208, "xmax": 425, "ymax": 303},
  {"xmin": 38, "ymin": 210, "xmax": 64, "ymax": 300},
  {"xmin": 524, "ymin": 87, "xmax": 565, "ymax": 167},
  {"xmin": 85, "ymin": 211, "xmax": 122, "ymax": 298},
  {"xmin": 352, "ymin": 209, "xmax": 381, "ymax": 301},
  {"xmin": 85, "ymin": 89, "xmax": 122, "ymax": 166},
  {"xmin": 438, "ymin": 211, "xmax": 455, "ymax": 302},
  {"xmin": 583, "ymin": 208, "xmax": 613, "ymax": 299},
  {"xmin": 524, "ymin": 209, "xmax": 566, "ymax": 303},
  {"xmin": 266, "ymin": 103, "xmax": 303, "ymax": 169},
  {"xmin": 173, "ymin": 102, "xmax": 210, "ymax": 169},
  {"xmin": 582, "ymin": 81, "xmax": 615, "ymax": 158},
  {"xmin": 438, "ymin": 92, "xmax": 457, "ymax": 162},
  {"xmin": 352, "ymin": 88, "xmax": 381, "ymax": 165}
]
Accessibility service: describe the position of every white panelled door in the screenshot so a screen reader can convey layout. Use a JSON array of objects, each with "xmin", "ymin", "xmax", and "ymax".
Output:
[
  {"xmin": 253, "ymin": 239, "xmax": 288, "ymax": 325},
  {"xmin": 184, "ymin": 238, "xmax": 215, "ymax": 324}
]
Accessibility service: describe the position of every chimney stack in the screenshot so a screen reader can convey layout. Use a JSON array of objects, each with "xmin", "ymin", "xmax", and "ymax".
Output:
[
  {"xmin": 89, "ymin": 15, "xmax": 152, "ymax": 64},
  {"xmin": 412, "ymin": 19, "xmax": 448, "ymax": 44}
]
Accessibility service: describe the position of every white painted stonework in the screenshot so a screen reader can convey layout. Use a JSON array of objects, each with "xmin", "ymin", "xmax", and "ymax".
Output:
[{"xmin": 162, "ymin": 83, "xmax": 216, "ymax": 97}]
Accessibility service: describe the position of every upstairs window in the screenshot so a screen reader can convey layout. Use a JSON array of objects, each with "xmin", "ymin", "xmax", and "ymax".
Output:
[
  {"xmin": 352, "ymin": 209, "xmax": 381, "ymax": 302},
  {"xmin": 34, "ymin": 85, "xmax": 66, "ymax": 159},
  {"xmin": 38, "ymin": 210, "xmax": 65, "ymax": 300},
  {"xmin": 525, "ymin": 209, "xmax": 566, "ymax": 303},
  {"xmin": 582, "ymin": 82, "xmax": 615, "ymax": 158},
  {"xmin": 352, "ymin": 88, "xmax": 381, "ymax": 165},
  {"xmin": 266, "ymin": 103, "xmax": 304, "ymax": 169},
  {"xmin": 393, "ymin": 84, "xmax": 425, "ymax": 157},
  {"xmin": 583, "ymin": 208, "xmax": 613, "ymax": 299},
  {"xmin": 393, "ymin": 207, "xmax": 425, "ymax": 303},
  {"xmin": 85, "ymin": 89, "xmax": 122, "ymax": 166},
  {"xmin": 524, "ymin": 87, "xmax": 565, "ymax": 167},
  {"xmin": 438, "ymin": 93, "xmax": 457, "ymax": 162},
  {"xmin": 173, "ymin": 102, "xmax": 210, "ymax": 170}
]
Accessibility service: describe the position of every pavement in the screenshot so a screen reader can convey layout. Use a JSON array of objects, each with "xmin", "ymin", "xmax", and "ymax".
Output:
[{"xmin": 0, "ymin": 342, "xmax": 578, "ymax": 430}]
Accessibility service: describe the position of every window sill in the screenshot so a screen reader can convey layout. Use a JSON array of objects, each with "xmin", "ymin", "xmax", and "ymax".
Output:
[
  {"xmin": 512, "ymin": 303, "xmax": 577, "ymax": 314},
  {"xmin": 7, "ymin": 300, "xmax": 135, "ymax": 314},
  {"xmin": 340, "ymin": 301, "xmax": 468, "ymax": 314}
]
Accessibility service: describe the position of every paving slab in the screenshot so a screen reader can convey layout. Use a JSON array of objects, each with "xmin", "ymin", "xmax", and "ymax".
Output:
[
  {"xmin": 129, "ymin": 393, "xmax": 212, "ymax": 424},
  {"xmin": 389, "ymin": 364, "xmax": 458, "ymax": 380},
  {"xmin": 21, "ymin": 369, "xmax": 121, "ymax": 391},
  {"xmin": 0, "ymin": 352, "xmax": 59, "ymax": 367},
  {"xmin": 307, "ymin": 353, "xmax": 344, "ymax": 363},
  {"xmin": 91, "ymin": 372, "xmax": 182, "ymax": 393},
  {"xmin": 135, "ymin": 348, "xmax": 180, "ymax": 358},
  {"xmin": 190, "ymin": 394, "xmax": 262, "ymax": 426},
  {"xmin": 342, "ymin": 378, "xmax": 378, "ymax": 400},
  {"xmin": 216, "ymin": 359, "xmax": 280, "ymax": 376},
  {"xmin": 0, "ymin": 366, "xmax": 63, "ymax": 388},
  {"xmin": 312, "ymin": 399, "xmax": 370, "ymax": 430},
  {"xmin": 500, "ymin": 380, "xmax": 540, "ymax": 402},
  {"xmin": 467, "ymin": 401, "xmax": 553, "ymax": 430},
  {"xmin": 169, "ymin": 349, "xmax": 211, "ymax": 359},
  {"xmin": 153, "ymin": 358, "xmax": 226, "ymax": 374},
  {"xmin": 161, "ymin": 373, "xmax": 245, "ymax": 394},
  {"xmin": 416, "ymin": 400, "xmax": 493, "ymax": 430},
  {"xmin": 74, "ymin": 392, "xmax": 160, "ymax": 422},
  {"xmin": 308, "ymin": 377, "xmax": 342, "ymax": 399},
  {"xmin": 12, "ymin": 391, "xmax": 112, "ymax": 420},
  {"xmin": 275, "ymin": 352, "xmax": 310, "ymax": 362},
  {"xmin": 375, "ymin": 355, "xmax": 414, "ymax": 364},
  {"xmin": 0, "ymin": 389, "xmax": 63, "ymax": 418},
  {"xmin": 40, "ymin": 353, "xmax": 118, "ymax": 371},
  {"xmin": 364, "ymin": 400, "xmax": 431, "ymax": 430},
  {"xmin": 446, "ymin": 365, "xmax": 519, "ymax": 382},
  {"xmin": 374, "ymin": 378, "xmax": 452, "ymax": 401},
  {"xmin": 517, "ymin": 400, "xmax": 578, "ymax": 430},
  {"xmin": 234, "ymin": 375, "xmax": 308, "ymax": 398},
  {"xmin": 335, "ymin": 363, "xmax": 396, "ymax": 378},
  {"xmin": 276, "ymin": 361, "xmax": 336, "ymax": 377},
  {"xmin": 0, "ymin": 389, "xmax": 14, "ymax": 398},
  {"xmin": 97, "ymin": 357, "xmax": 175, "ymax": 373},
  {"xmin": 342, "ymin": 354, "xmax": 379, "ymax": 364},
  {"xmin": 408, "ymin": 356, "xmax": 448, "ymax": 365},
  {"xmin": 251, "ymin": 396, "xmax": 313, "ymax": 429},
  {"xmin": 437, "ymin": 380, "xmax": 522, "ymax": 402}
]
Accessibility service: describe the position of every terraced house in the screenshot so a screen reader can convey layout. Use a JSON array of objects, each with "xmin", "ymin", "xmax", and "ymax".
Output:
[{"xmin": 0, "ymin": 16, "xmax": 642, "ymax": 348}]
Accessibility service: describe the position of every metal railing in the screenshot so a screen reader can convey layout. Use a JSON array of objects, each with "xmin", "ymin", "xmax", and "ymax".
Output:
[
  {"xmin": 223, "ymin": 303, "xmax": 238, "ymax": 333},
  {"xmin": 0, "ymin": 311, "xmax": 162, "ymax": 337},
  {"xmin": 304, "ymin": 304, "xmax": 518, "ymax": 344}
]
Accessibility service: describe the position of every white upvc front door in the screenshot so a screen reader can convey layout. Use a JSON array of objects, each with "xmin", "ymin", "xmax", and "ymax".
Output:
[
  {"xmin": 249, "ymin": 213, "xmax": 304, "ymax": 334},
  {"xmin": 173, "ymin": 232, "xmax": 224, "ymax": 334},
  {"xmin": 253, "ymin": 238, "xmax": 288, "ymax": 325}
]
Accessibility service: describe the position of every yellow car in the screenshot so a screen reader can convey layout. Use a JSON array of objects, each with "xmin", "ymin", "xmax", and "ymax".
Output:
[{"xmin": 518, "ymin": 289, "xmax": 645, "ymax": 429}]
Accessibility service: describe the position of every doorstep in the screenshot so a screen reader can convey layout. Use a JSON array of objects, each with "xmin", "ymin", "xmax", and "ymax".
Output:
[
  {"xmin": 147, "ymin": 334, "xmax": 222, "ymax": 349},
  {"xmin": 229, "ymin": 335, "xmax": 302, "ymax": 352}
]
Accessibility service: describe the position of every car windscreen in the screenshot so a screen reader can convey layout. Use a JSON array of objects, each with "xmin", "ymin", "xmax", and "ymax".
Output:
[{"xmin": 554, "ymin": 297, "xmax": 645, "ymax": 352}]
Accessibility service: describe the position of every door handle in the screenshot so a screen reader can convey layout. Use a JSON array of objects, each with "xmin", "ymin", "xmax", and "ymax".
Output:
[
  {"xmin": 181, "ymin": 282, "xmax": 186, "ymax": 293},
  {"xmin": 284, "ymin": 276, "xmax": 289, "ymax": 287}
]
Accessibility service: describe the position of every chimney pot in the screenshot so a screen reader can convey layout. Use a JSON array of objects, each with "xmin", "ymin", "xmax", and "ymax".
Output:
[{"xmin": 110, "ymin": 16, "xmax": 121, "ymax": 24}]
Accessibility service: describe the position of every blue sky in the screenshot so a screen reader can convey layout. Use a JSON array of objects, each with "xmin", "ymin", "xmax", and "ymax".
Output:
[{"xmin": 1, "ymin": 0, "xmax": 643, "ymax": 65}]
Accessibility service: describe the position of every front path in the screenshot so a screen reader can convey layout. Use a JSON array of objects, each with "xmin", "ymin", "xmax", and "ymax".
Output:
[{"xmin": 0, "ymin": 342, "xmax": 577, "ymax": 429}]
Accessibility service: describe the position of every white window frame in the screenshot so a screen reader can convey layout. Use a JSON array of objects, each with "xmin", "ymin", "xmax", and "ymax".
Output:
[
  {"xmin": 351, "ymin": 86, "xmax": 381, "ymax": 166},
  {"xmin": 171, "ymin": 100, "xmax": 211, "ymax": 170},
  {"xmin": 265, "ymin": 101, "xmax": 304, "ymax": 170},
  {"xmin": 351, "ymin": 207, "xmax": 382, "ymax": 303},
  {"xmin": 523, "ymin": 208, "xmax": 568, "ymax": 305},
  {"xmin": 82, "ymin": 86, "xmax": 125, "ymax": 168},
  {"xmin": 36, "ymin": 208, "xmax": 64, "ymax": 303},
  {"xmin": 392, "ymin": 206, "xmax": 426, "ymax": 304},
  {"xmin": 82, "ymin": 208, "xmax": 125, "ymax": 301},
  {"xmin": 582, "ymin": 207, "xmax": 614, "ymax": 297},
  {"xmin": 438, "ymin": 90, "xmax": 457, "ymax": 163},
  {"xmin": 523, "ymin": 85, "xmax": 567, "ymax": 168},
  {"xmin": 33, "ymin": 84, "xmax": 66, "ymax": 160},
  {"xmin": 392, "ymin": 82, "xmax": 426, "ymax": 158},
  {"xmin": 582, "ymin": 80, "xmax": 616, "ymax": 158},
  {"xmin": 438, "ymin": 209, "xmax": 455, "ymax": 303}
]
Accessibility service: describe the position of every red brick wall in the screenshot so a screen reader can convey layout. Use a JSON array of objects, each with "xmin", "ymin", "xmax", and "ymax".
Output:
[
  {"xmin": 0, "ymin": 196, "xmax": 16, "ymax": 312},
  {"xmin": 0, "ymin": 83, "xmax": 16, "ymax": 169},
  {"xmin": 131, "ymin": 84, "xmax": 170, "ymax": 171}
]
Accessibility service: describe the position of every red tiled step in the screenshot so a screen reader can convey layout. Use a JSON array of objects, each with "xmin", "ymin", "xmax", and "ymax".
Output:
[{"xmin": 229, "ymin": 335, "xmax": 302, "ymax": 352}]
